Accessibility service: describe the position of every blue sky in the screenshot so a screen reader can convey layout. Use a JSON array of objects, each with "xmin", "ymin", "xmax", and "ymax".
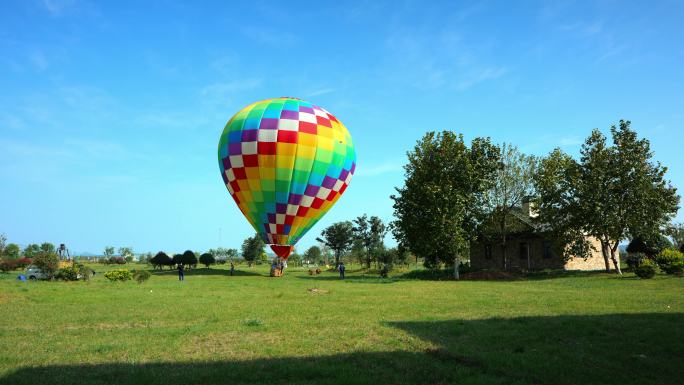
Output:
[{"xmin": 1, "ymin": 0, "xmax": 683, "ymax": 255}]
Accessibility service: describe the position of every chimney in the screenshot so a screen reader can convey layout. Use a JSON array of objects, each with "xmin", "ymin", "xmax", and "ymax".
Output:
[{"xmin": 522, "ymin": 196, "xmax": 538, "ymax": 218}]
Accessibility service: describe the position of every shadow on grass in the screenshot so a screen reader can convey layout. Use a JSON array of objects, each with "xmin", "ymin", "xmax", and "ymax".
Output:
[
  {"xmin": 296, "ymin": 274, "xmax": 398, "ymax": 284},
  {"xmin": 1, "ymin": 313, "xmax": 682, "ymax": 385},
  {"xmin": 150, "ymin": 268, "xmax": 265, "ymax": 277}
]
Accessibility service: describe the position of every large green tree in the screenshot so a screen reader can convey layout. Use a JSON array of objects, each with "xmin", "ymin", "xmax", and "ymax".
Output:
[
  {"xmin": 23, "ymin": 244, "xmax": 41, "ymax": 258},
  {"xmin": 482, "ymin": 143, "xmax": 537, "ymax": 269},
  {"xmin": 391, "ymin": 131, "xmax": 499, "ymax": 279},
  {"xmin": 317, "ymin": 221, "xmax": 354, "ymax": 266},
  {"xmin": 40, "ymin": 242, "xmax": 55, "ymax": 254},
  {"xmin": 352, "ymin": 214, "xmax": 387, "ymax": 268},
  {"xmin": 303, "ymin": 245, "xmax": 322, "ymax": 265},
  {"xmin": 534, "ymin": 149, "xmax": 594, "ymax": 264},
  {"xmin": 535, "ymin": 121, "xmax": 679, "ymax": 274},
  {"xmin": 241, "ymin": 234, "xmax": 264, "ymax": 267},
  {"xmin": 4, "ymin": 243, "xmax": 21, "ymax": 259}
]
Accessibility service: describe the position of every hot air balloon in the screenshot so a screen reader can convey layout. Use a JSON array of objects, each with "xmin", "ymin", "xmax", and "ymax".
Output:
[{"xmin": 218, "ymin": 97, "xmax": 356, "ymax": 260}]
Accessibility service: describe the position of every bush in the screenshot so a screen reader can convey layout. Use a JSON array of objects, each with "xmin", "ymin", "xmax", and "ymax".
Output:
[
  {"xmin": 32, "ymin": 251, "xmax": 60, "ymax": 278},
  {"xmin": 104, "ymin": 269, "xmax": 132, "ymax": 282},
  {"xmin": 655, "ymin": 249, "xmax": 684, "ymax": 275},
  {"xmin": 132, "ymin": 270, "xmax": 151, "ymax": 283},
  {"xmin": 181, "ymin": 250, "xmax": 198, "ymax": 267},
  {"xmin": 199, "ymin": 253, "xmax": 215, "ymax": 268},
  {"xmin": 0, "ymin": 259, "xmax": 17, "ymax": 272},
  {"xmin": 634, "ymin": 259, "xmax": 656, "ymax": 279},
  {"xmin": 150, "ymin": 252, "xmax": 172, "ymax": 270},
  {"xmin": 15, "ymin": 257, "xmax": 33, "ymax": 269},
  {"xmin": 626, "ymin": 252, "xmax": 646, "ymax": 270},
  {"xmin": 56, "ymin": 266, "xmax": 80, "ymax": 281},
  {"xmin": 108, "ymin": 256, "xmax": 126, "ymax": 265}
]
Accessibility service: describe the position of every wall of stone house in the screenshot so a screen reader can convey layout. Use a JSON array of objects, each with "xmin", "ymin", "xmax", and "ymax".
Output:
[
  {"xmin": 471, "ymin": 235, "xmax": 607, "ymax": 271},
  {"xmin": 563, "ymin": 236, "xmax": 607, "ymax": 271},
  {"xmin": 470, "ymin": 238, "xmax": 565, "ymax": 270}
]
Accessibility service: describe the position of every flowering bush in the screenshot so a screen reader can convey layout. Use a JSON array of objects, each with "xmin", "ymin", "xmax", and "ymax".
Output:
[
  {"xmin": 655, "ymin": 249, "xmax": 684, "ymax": 275},
  {"xmin": 104, "ymin": 269, "xmax": 132, "ymax": 282}
]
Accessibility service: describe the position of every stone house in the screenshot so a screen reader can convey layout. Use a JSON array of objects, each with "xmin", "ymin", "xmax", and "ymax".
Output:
[{"xmin": 470, "ymin": 201, "xmax": 606, "ymax": 271}]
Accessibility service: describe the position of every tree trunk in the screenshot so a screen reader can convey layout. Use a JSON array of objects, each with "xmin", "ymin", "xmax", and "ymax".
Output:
[
  {"xmin": 600, "ymin": 239, "xmax": 611, "ymax": 272},
  {"xmin": 366, "ymin": 248, "xmax": 371, "ymax": 269},
  {"xmin": 454, "ymin": 255, "xmax": 460, "ymax": 280},
  {"xmin": 610, "ymin": 243, "xmax": 622, "ymax": 275}
]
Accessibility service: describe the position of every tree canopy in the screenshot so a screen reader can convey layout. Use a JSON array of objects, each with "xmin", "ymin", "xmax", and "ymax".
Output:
[
  {"xmin": 391, "ymin": 131, "xmax": 499, "ymax": 276},
  {"xmin": 241, "ymin": 234, "xmax": 264, "ymax": 265},
  {"xmin": 317, "ymin": 221, "xmax": 355, "ymax": 265}
]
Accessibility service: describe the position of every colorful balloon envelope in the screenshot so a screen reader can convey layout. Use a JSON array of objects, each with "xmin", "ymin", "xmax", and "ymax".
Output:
[{"xmin": 218, "ymin": 97, "xmax": 356, "ymax": 259}]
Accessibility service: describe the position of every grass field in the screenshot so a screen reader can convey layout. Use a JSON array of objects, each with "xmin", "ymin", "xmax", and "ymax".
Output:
[{"xmin": 1, "ymin": 264, "xmax": 683, "ymax": 385}]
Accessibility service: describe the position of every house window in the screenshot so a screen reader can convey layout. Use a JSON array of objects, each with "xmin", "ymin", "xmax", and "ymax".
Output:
[
  {"xmin": 543, "ymin": 241, "xmax": 555, "ymax": 259},
  {"xmin": 485, "ymin": 244, "xmax": 492, "ymax": 259},
  {"xmin": 519, "ymin": 242, "xmax": 529, "ymax": 259}
]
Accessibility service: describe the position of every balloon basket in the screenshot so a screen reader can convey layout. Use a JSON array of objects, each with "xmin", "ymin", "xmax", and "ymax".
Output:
[{"xmin": 270, "ymin": 268, "xmax": 284, "ymax": 277}]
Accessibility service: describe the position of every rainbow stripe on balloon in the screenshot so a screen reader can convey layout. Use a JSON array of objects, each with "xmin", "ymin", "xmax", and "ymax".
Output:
[{"xmin": 218, "ymin": 97, "xmax": 356, "ymax": 249}]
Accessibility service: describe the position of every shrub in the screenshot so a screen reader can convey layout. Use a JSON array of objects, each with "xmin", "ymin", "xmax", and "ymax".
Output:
[
  {"xmin": 56, "ymin": 266, "xmax": 80, "ymax": 281},
  {"xmin": 655, "ymin": 249, "xmax": 684, "ymax": 275},
  {"xmin": 108, "ymin": 256, "xmax": 126, "ymax": 265},
  {"xmin": 181, "ymin": 250, "xmax": 198, "ymax": 267},
  {"xmin": 0, "ymin": 259, "xmax": 17, "ymax": 272},
  {"xmin": 32, "ymin": 251, "xmax": 60, "ymax": 278},
  {"xmin": 634, "ymin": 259, "xmax": 656, "ymax": 279},
  {"xmin": 172, "ymin": 254, "xmax": 183, "ymax": 266},
  {"xmin": 626, "ymin": 252, "xmax": 646, "ymax": 270},
  {"xmin": 132, "ymin": 270, "xmax": 151, "ymax": 283},
  {"xmin": 199, "ymin": 253, "xmax": 215, "ymax": 268},
  {"xmin": 104, "ymin": 269, "xmax": 132, "ymax": 282},
  {"xmin": 150, "ymin": 252, "xmax": 172, "ymax": 270},
  {"xmin": 16, "ymin": 257, "xmax": 33, "ymax": 269}
]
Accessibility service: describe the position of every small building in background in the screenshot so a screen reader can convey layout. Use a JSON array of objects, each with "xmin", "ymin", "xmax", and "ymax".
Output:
[{"xmin": 470, "ymin": 200, "xmax": 606, "ymax": 271}]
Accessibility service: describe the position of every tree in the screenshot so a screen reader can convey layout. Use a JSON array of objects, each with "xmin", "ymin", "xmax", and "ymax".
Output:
[
  {"xmin": 578, "ymin": 122, "xmax": 679, "ymax": 274},
  {"xmin": 209, "ymin": 247, "xmax": 238, "ymax": 263},
  {"xmin": 483, "ymin": 143, "xmax": 537, "ymax": 269},
  {"xmin": 666, "ymin": 223, "xmax": 684, "ymax": 249},
  {"xmin": 181, "ymin": 250, "xmax": 198, "ymax": 267},
  {"xmin": 23, "ymin": 244, "xmax": 41, "ymax": 258},
  {"xmin": 150, "ymin": 252, "xmax": 172, "ymax": 270},
  {"xmin": 4, "ymin": 243, "xmax": 21, "ymax": 259},
  {"xmin": 627, "ymin": 234, "xmax": 672, "ymax": 258},
  {"xmin": 199, "ymin": 253, "xmax": 216, "ymax": 268},
  {"xmin": 303, "ymin": 246, "xmax": 322, "ymax": 265},
  {"xmin": 33, "ymin": 251, "xmax": 60, "ymax": 278},
  {"xmin": 533, "ymin": 149, "xmax": 593, "ymax": 263},
  {"xmin": 172, "ymin": 254, "xmax": 183, "ymax": 266},
  {"xmin": 118, "ymin": 247, "xmax": 134, "ymax": 262},
  {"xmin": 535, "ymin": 121, "xmax": 680, "ymax": 274},
  {"xmin": 0, "ymin": 233, "xmax": 6, "ymax": 256},
  {"xmin": 241, "ymin": 234, "xmax": 264, "ymax": 266},
  {"xmin": 288, "ymin": 252, "xmax": 302, "ymax": 267},
  {"xmin": 352, "ymin": 215, "xmax": 387, "ymax": 268},
  {"xmin": 317, "ymin": 221, "xmax": 354, "ymax": 266},
  {"xmin": 103, "ymin": 246, "xmax": 115, "ymax": 258},
  {"xmin": 40, "ymin": 242, "xmax": 55, "ymax": 254},
  {"xmin": 391, "ymin": 131, "xmax": 499, "ymax": 279}
]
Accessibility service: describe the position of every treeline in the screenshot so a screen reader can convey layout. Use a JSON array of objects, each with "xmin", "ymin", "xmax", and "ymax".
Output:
[{"xmin": 388, "ymin": 120, "xmax": 682, "ymax": 277}]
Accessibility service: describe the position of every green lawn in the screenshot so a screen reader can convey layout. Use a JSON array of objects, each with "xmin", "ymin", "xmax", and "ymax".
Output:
[{"xmin": 0, "ymin": 264, "xmax": 682, "ymax": 385}]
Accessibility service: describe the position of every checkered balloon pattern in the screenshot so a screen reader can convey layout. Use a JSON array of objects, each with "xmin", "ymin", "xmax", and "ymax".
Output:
[{"xmin": 218, "ymin": 97, "xmax": 356, "ymax": 249}]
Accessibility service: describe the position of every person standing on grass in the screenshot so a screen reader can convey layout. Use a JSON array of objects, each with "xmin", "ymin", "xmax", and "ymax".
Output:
[
  {"xmin": 338, "ymin": 261, "xmax": 345, "ymax": 280},
  {"xmin": 230, "ymin": 261, "xmax": 235, "ymax": 276},
  {"xmin": 178, "ymin": 262, "xmax": 185, "ymax": 281}
]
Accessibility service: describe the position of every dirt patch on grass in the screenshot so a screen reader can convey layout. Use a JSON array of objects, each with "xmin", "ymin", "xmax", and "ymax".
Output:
[{"xmin": 307, "ymin": 288, "xmax": 329, "ymax": 294}]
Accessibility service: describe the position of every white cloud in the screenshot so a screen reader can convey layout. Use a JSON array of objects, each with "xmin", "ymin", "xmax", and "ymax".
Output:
[
  {"xmin": 41, "ymin": 0, "xmax": 77, "ymax": 16},
  {"xmin": 354, "ymin": 161, "xmax": 403, "ymax": 177},
  {"xmin": 305, "ymin": 87, "xmax": 335, "ymax": 97}
]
